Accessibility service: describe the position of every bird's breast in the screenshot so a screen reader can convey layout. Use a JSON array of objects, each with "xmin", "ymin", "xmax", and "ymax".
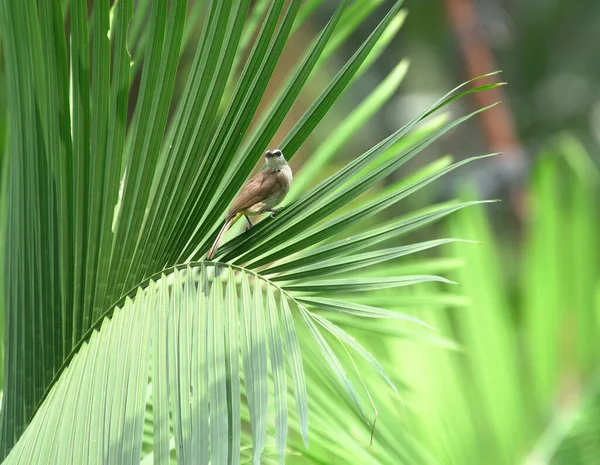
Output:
[{"xmin": 277, "ymin": 165, "xmax": 293, "ymax": 192}]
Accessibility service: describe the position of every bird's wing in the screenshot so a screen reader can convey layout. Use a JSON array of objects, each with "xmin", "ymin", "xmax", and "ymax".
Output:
[{"xmin": 227, "ymin": 170, "xmax": 281, "ymax": 218}]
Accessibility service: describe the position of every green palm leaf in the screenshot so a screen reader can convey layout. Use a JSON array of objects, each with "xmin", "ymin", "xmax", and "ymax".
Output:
[{"xmin": 0, "ymin": 0, "xmax": 500, "ymax": 462}]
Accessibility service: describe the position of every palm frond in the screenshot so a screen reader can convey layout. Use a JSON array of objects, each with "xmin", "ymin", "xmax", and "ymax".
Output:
[
  {"xmin": 1, "ymin": 264, "xmax": 402, "ymax": 464},
  {"xmin": 0, "ymin": 0, "xmax": 503, "ymax": 462}
]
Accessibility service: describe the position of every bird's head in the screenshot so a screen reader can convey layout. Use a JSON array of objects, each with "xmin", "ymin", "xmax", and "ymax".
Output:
[{"xmin": 265, "ymin": 149, "xmax": 286, "ymax": 169}]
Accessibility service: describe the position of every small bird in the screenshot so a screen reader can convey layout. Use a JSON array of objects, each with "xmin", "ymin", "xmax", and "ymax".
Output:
[{"xmin": 206, "ymin": 149, "xmax": 292, "ymax": 260}]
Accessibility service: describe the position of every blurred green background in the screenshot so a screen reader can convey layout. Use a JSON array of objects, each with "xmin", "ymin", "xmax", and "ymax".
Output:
[{"xmin": 1, "ymin": 0, "xmax": 599, "ymax": 463}]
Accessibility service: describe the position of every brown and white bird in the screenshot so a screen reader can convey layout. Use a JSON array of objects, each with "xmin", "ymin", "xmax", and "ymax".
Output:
[{"xmin": 206, "ymin": 149, "xmax": 292, "ymax": 260}]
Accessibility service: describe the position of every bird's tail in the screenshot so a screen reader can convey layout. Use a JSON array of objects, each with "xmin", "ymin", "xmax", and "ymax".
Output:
[{"xmin": 206, "ymin": 212, "xmax": 241, "ymax": 260}]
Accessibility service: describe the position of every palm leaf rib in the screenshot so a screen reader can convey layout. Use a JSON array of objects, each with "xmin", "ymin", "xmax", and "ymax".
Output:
[
  {"xmin": 109, "ymin": 0, "xmax": 189, "ymax": 300},
  {"xmin": 134, "ymin": 0, "xmax": 250, "ymax": 281}
]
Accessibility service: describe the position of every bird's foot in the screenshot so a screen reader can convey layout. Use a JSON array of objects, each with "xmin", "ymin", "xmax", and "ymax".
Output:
[
  {"xmin": 244, "ymin": 215, "xmax": 255, "ymax": 231},
  {"xmin": 269, "ymin": 208, "xmax": 282, "ymax": 218}
]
